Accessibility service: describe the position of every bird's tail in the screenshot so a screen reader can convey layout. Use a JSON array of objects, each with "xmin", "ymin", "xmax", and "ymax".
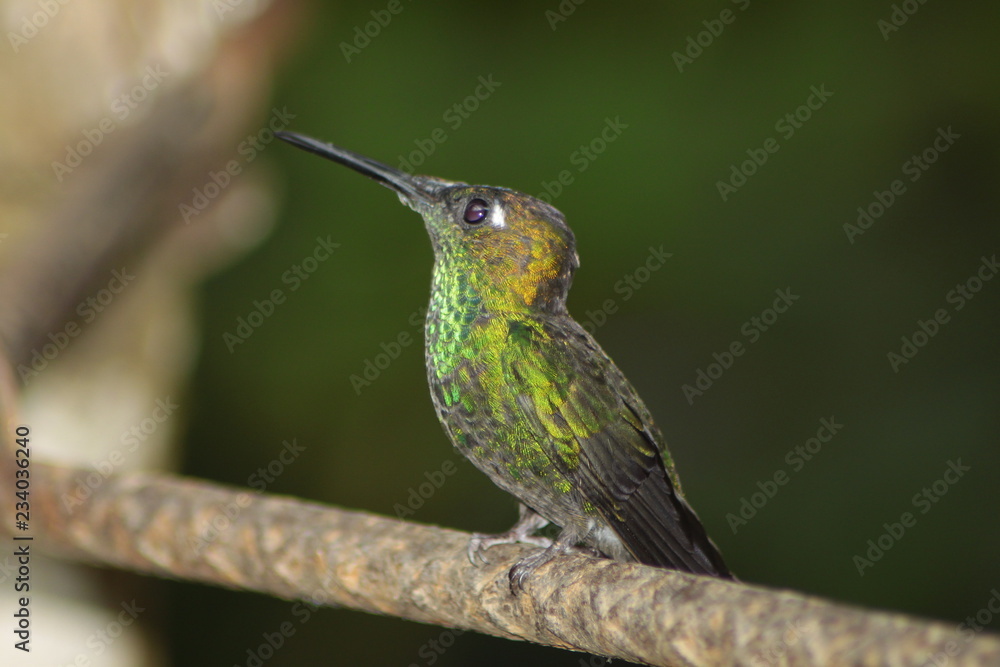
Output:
[{"xmin": 608, "ymin": 473, "xmax": 733, "ymax": 579}]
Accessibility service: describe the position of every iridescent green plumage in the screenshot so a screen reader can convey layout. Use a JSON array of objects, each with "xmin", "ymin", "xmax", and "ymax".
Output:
[{"xmin": 278, "ymin": 131, "xmax": 731, "ymax": 587}]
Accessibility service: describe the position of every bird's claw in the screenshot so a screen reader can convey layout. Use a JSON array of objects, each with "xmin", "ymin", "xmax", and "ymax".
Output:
[
  {"xmin": 506, "ymin": 548, "xmax": 553, "ymax": 593},
  {"xmin": 467, "ymin": 532, "xmax": 553, "ymax": 566},
  {"xmin": 467, "ymin": 534, "xmax": 492, "ymax": 565}
]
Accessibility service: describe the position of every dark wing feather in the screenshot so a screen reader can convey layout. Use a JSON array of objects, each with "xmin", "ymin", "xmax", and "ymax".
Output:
[
  {"xmin": 520, "ymin": 319, "xmax": 731, "ymax": 578},
  {"xmin": 573, "ymin": 402, "xmax": 731, "ymax": 577}
]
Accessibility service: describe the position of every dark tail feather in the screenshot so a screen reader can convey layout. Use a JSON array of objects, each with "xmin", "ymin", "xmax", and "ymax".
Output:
[{"xmin": 610, "ymin": 474, "xmax": 732, "ymax": 579}]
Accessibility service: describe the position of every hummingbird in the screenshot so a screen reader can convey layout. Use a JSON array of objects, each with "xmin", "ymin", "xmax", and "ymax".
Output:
[{"xmin": 277, "ymin": 131, "xmax": 732, "ymax": 588}]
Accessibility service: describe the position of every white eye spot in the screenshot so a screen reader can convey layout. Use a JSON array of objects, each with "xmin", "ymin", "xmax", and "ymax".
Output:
[{"xmin": 489, "ymin": 204, "xmax": 506, "ymax": 229}]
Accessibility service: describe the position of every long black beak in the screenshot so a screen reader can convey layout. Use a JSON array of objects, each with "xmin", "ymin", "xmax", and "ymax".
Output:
[{"xmin": 276, "ymin": 131, "xmax": 442, "ymax": 206}]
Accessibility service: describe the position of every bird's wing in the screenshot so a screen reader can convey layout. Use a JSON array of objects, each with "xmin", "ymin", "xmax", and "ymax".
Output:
[{"xmin": 505, "ymin": 318, "xmax": 731, "ymax": 577}]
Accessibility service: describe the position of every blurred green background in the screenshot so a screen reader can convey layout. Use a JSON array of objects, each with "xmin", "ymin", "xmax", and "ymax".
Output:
[{"xmin": 174, "ymin": 1, "xmax": 1000, "ymax": 665}]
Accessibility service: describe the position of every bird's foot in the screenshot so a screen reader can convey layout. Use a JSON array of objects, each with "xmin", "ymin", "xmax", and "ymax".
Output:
[
  {"xmin": 468, "ymin": 532, "xmax": 553, "ymax": 565},
  {"xmin": 507, "ymin": 544, "xmax": 560, "ymax": 592},
  {"xmin": 507, "ymin": 524, "xmax": 591, "ymax": 593},
  {"xmin": 467, "ymin": 506, "xmax": 552, "ymax": 565}
]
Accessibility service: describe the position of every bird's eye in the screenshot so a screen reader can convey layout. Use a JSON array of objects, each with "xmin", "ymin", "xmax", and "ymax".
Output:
[{"xmin": 463, "ymin": 199, "xmax": 489, "ymax": 225}]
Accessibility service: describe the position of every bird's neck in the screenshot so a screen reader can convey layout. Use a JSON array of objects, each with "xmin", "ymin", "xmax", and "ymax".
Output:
[
  {"xmin": 428, "ymin": 255, "xmax": 537, "ymax": 319},
  {"xmin": 425, "ymin": 257, "xmax": 544, "ymax": 376}
]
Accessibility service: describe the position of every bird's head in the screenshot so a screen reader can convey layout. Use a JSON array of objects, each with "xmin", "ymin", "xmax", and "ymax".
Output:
[{"xmin": 278, "ymin": 132, "xmax": 579, "ymax": 314}]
